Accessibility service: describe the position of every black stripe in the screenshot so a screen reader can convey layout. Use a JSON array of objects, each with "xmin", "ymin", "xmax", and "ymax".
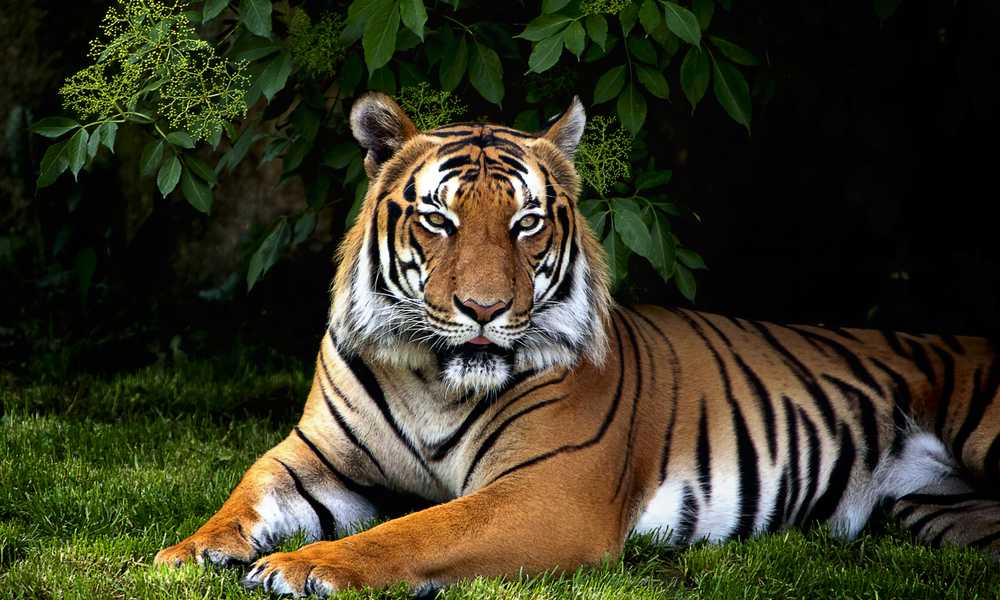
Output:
[
  {"xmin": 732, "ymin": 351, "xmax": 778, "ymax": 462},
  {"xmin": 439, "ymin": 155, "xmax": 473, "ymax": 171},
  {"xmin": 951, "ymin": 357, "xmax": 1000, "ymax": 463},
  {"xmin": 483, "ymin": 315, "xmax": 629, "ymax": 487},
  {"xmin": 931, "ymin": 345, "xmax": 954, "ymax": 438},
  {"xmin": 939, "ymin": 334, "xmax": 965, "ymax": 355},
  {"xmin": 908, "ymin": 340, "xmax": 937, "ymax": 386},
  {"xmin": 881, "ymin": 331, "xmax": 910, "ymax": 358},
  {"xmin": 830, "ymin": 327, "xmax": 861, "ymax": 342},
  {"xmin": 869, "ymin": 358, "xmax": 912, "ymax": 455},
  {"xmin": 969, "ymin": 528, "xmax": 1000, "ymax": 549},
  {"xmin": 691, "ymin": 311, "xmax": 732, "ymax": 347},
  {"xmin": 461, "ymin": 396, "xmax": 565, "ymax": 491},
  {"xmin": 767, "ymin": 473, "xmax": 788, "ymax": 534},
  {"xmin": 789, "ymin": 326, "xmax": 884, "ymax": 397},
  {"xmin": 614, "ymin": 313, "xmax": 647, "ymax": 498},
  {"xmin": 929, "ymin": 523, "xmax": 955, "ymax": 547},
  {"xmin": 623, "ymin": 308, "xmax": 681, "ymax": 484},
  {"xmin": 275, "ymin": 458, "xmax": 336, "ymax": 539},
  {"xmin": 823, "ymin": 375, "xmax": 881, "ymax": 471},
  {"xmin": 908, "ymin": 505, "xmax": 974, "ymax": 536},
  {"xmin": 674, "ymin": 308, "xmax": 758, "ymax": 539},
  {"xmin": 674, "ymin": 484, "xmax": 699, "ymax": 544},
  {"xmin": 808, "ymin": 422, "xmax": 856, "ymax": 523},
  {"xmin": 344, "ymin": 354, "xmax": 439, "ymax": 482},
  {"xmin": 428, "ymin": 370, "xmax": 537, "ymax": 461},
  {"xmin": 898, "ymin": 492, "xmax": 981, "ymax": 505},
  {"xmin": 292, "ymin": 427, "xmax": 373, "ymax": 497},
  {"xmin": 984, "ymin": 433, "xmax": 1000, "ymax": 483},
  {"xmin": 317, "ymin": 352, "xmax": 386, "ymax": 477},
  {"xmin": 795, "ymin": 407, "xmax": 822, "ymax": 524},
  {"xmin": 696, "ymin": 397, "xmax": 712, "ymax": 502},
  {"xmin": 746, "ymin": 320, "xmax": 838, "ymax": 435},
  {"xmin": 782, "ymin": 396, "xmax": 801, "ymax": 524}
]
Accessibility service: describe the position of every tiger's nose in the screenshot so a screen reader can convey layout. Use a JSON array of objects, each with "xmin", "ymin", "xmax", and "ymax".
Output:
[{"xmin": 454, "ymin": 296, "xmax": 511, "ymax": 324}]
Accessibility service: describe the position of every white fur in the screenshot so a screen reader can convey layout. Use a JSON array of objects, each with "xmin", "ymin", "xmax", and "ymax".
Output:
[{"xmin": 634, "ymin": 478, "xmax": 685, "ymax": 542}]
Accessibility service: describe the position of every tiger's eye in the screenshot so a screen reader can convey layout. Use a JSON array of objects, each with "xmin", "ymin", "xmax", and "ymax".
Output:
[
  {"xmin": 427, "ymin": 213, "xmax": 447, "ymax": 226},
  {"xmin": 518, "ymin": 215, "xmax": 540, "ymax": 230}
]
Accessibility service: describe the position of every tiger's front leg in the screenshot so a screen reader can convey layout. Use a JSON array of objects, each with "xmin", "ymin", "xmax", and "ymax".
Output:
[
  {"xmin": 154, "ymin": 425, "xmax": 378, "ymax": 568},
  {"xmin": 242, "ymin": 464, "xmax": 625, "ymax": 597}
]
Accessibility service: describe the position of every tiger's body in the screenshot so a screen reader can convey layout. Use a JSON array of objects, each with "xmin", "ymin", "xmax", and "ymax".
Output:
[{"xmin": 155, "ymin": 94, "xmax": 1000, "ymax": 596}]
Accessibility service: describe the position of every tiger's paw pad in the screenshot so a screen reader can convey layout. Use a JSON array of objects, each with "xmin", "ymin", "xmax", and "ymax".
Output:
[{"xmin": 242, "ymin": 553, "xmax": 337, "ymax": 598}]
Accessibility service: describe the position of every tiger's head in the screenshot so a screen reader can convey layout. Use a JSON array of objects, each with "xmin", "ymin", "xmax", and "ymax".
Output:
[{"xmin": 329, "ymin": 93, "xmax": 611, "ymax": 394}]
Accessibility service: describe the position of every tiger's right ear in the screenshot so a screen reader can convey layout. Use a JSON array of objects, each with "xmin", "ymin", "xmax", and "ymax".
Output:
[{"xmin": 350, "ymin": 92, "xmax": 419, "ymax": 178}]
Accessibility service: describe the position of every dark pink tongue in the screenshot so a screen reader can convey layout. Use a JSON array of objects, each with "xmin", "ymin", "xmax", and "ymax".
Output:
[{"xmin": 468, "ymin": 336, "xmax": 492, "ymax": 346}]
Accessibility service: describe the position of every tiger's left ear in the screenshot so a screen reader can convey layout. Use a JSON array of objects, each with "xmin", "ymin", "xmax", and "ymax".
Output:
[
  {"xmin": 541, "ymin": 96, "xmax": 586, "ymax": 158},
  {"xmin": 350, "ymin": 92, "xmax": 419, "ymax": 178}
]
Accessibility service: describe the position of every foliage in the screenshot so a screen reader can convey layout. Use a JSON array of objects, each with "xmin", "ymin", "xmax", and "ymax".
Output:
[
  {"xmin": 395, "ymin": 83, "xmax": 467, "ymax": 131},
  {"xmin": 30, "ymin": 0, "xmax": 768, "ymax": 301}
]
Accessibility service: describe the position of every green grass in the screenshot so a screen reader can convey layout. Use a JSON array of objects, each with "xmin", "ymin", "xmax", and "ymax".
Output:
[{"xmin": 2, "ymin": 358, "xmax": 999, "ymax": 599}]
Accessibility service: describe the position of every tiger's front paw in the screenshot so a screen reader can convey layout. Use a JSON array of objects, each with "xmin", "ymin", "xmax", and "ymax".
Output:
[
  {"xmin": 241, "ymin": 543, "xmax": 365, "ymax": 598},
  {"xmin": 154, "ymin": 523, "xmax": 257, "ymax": 568}
]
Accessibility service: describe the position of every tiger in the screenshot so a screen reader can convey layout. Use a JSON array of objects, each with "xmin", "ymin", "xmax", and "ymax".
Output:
[{"xmin": 154, "ymin": 92, "xmax": 1000, "ymax": 597}]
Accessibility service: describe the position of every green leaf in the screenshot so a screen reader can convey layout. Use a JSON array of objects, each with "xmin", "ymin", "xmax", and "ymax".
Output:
[
  {"xmin": 648, "ymin": 210, "xmax": 676, "ymax": 279},
  {"xmin": 400, "ymin": 0, "xmax": 428, "ymax": 40},
  {"xmin": 636, "ymin": 64, "xmax": 669, "ymax": 99},
  {"xmin": 602, "ymin": 231, "xmax": 628, "ymax": 290},
  {"xmin": 87, "ymin": 127, "xmax": 102, "ymax": 160},
  {"xmin": 239, "ymin": 0, "xmax": 272, "ymax": 37},
  {"xmin": 662, "ymin": 1, "xmax": 701, "ymax": 47},
  {"xmin": 563, "ymin": 21, "xmax": 586, "ymax": 59},
  {"xmin": 874, "ymin": 0, "xmax": 900, "ymax": 19},
  {"xmin": 712, "ymin": 56, "xmax": 752, "ymax": 130},
  {"xmin": 368, "ymin": 66, "xmax": 396, "ymax": 94},
  {"xmin": 180, "ymin": 170, "xmax": 213, "ymax": 213},
  {"xmin": 183, "ymin": 155, "xmax": 218, "ymax": 185},
  {"xmin": 323, "ymin": 142, "xmax": 360, "ymax": 169},
  {"xmin": 674, "ymin": 262, "xmax": 696, "ymax": 301},
  {"xmin": 343, "ymin": 0, "xmax": 382, "ymax": 44},
  {"xmin": 692, "ymin": 0, "xmax": 714, "ymax": 30},
  {"xmin": 165, "ymin": 131, "xmax": 196, "ymax": 149},
  {"xmin": 585, "ymin": 14, "xmax": 608, "ymax": 49},
  {"xmin": 528, "ymin": 35, "xmax": 564, "ymax": 73},
  {"xmin": 363, "ymin": 1, "xmax": 400, "ymax": 73},
  {"xmin": 97, "ymin": 122, "xmax": 118, "ymax": 153},
  {"xmin": 680, "ymin": 46, "xmax": 710, "ymax": 111},
  {"xmin": 676, "ymin": 247, "xmax": 707, "ymax": 270},
  {"xmin": 616, "ymin": 82, "xmax": 647, "ymax": 135},
  {"xmin": 203, "ymin": 0, "xmax": 229, "ymax": 22},
  {"xmin": 635, "ymin": 169, "xmax": 672, "ymax": 190},
  {"xmin": 31, "ymin": 117, "xmax": 79, "ymax": 139},
  {"xmin": 709, "ymin": 35, "xmax": 760, "ymax": 66},
  {"xmin": 518, "ymin": 14, "xmax": 573, "ymax": 42},
  {"xmin": 260, "ymin": 51, "xmax": 293, "ymax": 102},
  {"xmin": 293, "ymin": 211, "xmax": 317, "ymax": 245},
  {"xmin": 639, "ymin": 0, "xmax": 662, "ymax": 34},
  {"xmin": 440, "ymin": 34, "xmax": 468, "ymax": 91},
  {"xmin": 36, "ymin": 141, "xmax": 70, "ymax": 188},
  {"xmin": 66, "ymin": 129, "xmax": 89, "ymax": 180},
  {"xmin": 586, "ymin": 209, "xmax": 608, "ymax": 238},
  {"xmin": 619, "ymin": 3, "xmax": 639, "ymax": 36},
  {"xmin": 593, "ymin": 65, "xmax": 626, "ymax": 104},
  {"xmin": 247, "ymin": 218, "xmax": 291, "ymax": 291},
  {"xmin": 543, "ymin": 0, "xmax": 571, "ymax": 12},
  {"xmin": 614, "ymin": 203, "xmax": 655, "ymax": 260},
  {"xmin": 157, "ymin": 156, "xmax": 181, "ymax": 197},
  {"xmin": 140, "ymin": 140, "xmax": 165, "ymax": 177},
  {"xmin": 469, "ymin": 42, "xmax": 504, "ymax": 105},
  {"xmin": 627, "ymin": 36, "xmax": 657, "ymax": 64}
]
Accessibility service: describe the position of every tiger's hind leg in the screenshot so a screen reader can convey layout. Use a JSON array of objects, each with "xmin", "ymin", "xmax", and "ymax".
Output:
[{"xmin": 890, "ymin": 475, "xmax": 1000, "ymax": 556}]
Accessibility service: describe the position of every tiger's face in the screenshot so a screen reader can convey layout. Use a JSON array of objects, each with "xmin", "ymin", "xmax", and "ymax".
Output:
[{"xmin": 329, "ymin": 93, "xmax": 610, "ymax": 394}]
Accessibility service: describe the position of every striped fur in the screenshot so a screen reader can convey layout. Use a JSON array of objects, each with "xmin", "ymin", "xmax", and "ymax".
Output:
[{"xmin": 155, "ymin": 95, "xmax": 1000, "ymax": 596}]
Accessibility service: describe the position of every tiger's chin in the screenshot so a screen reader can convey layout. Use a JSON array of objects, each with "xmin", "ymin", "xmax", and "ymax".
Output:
[{"xmin": 440, "ymin": 344, "xmax": 515, "ymax": 395}]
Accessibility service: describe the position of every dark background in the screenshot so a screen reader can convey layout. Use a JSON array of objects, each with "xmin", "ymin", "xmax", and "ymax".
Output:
[{"xmin": 3, "ymin": 0, "xmax": 998, "ymax": 380}]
